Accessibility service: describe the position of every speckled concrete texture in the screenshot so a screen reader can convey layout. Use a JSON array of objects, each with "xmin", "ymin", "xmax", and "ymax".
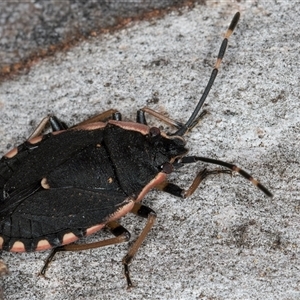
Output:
[
  {"xmin": 0, "ymin": 0, "xmax": 191, "ymax": 69},
  {"xmin": 0, "ymin": 1, "xmax": 299, "ymax": 299}
]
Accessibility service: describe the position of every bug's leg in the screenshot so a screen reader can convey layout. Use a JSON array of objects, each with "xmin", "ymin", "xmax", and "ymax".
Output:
[
  {"xmin": 0, "ymin": 260, "xmax": 9, "ymax": 276},
  {"xmin": 138, "ymin": 107, "xmax": 208, "ymax": 130},
  {"xmin": 188, "ymin": 110, "xmax": 209, "ymax": 132},
  {"xmin": 158, "ymin": 168, "xmax": 232, "ymax": 198},
  {"xmin": 122, "ymin": 203, "xmax": 156, "ymax": 288},
  {"xmin": 178, "ymin": 156, "xmax": 273, "ymax": 197},
  {"xmin": 28, "ymin": 115, "xmax": 68, "ymax": 139},
  {"xmin": 72, "ymin": 109, "xmax": 120, "ymax": 128},
  {"xmin": 140, "ymin": 107, "xmax": 184, "ymax": 128},
  {"xmin": 112, "ymin": 111, "xmax": 122, "ymax": 121},
  {"xmin": 136, "ymin": 110, "xmax": 147, "ymax": 125},
  {"xmin": 39, "ymin": 220, "xmax": 130, "ymax": 277},
  {"xmin": 31, "ymin": 109, "xmax": 121, "ymax": 138}
]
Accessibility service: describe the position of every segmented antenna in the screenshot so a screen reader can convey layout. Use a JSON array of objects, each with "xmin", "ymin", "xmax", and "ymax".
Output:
[{"xmin": 175, "ymin": 12, "xmax": 240, "ymax": 136}]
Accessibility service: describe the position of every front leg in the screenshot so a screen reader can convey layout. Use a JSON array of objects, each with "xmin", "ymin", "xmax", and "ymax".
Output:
[
  {"xmin": 158, "ymin": 168, "xmax": 232, "ymax": 198},
  {"xmin": 136, "ymin": 107, "xmax": 208, "ymax": 134}
]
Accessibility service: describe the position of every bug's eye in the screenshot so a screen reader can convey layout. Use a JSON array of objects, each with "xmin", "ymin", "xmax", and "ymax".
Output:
[
  {"xmin": 161, "ymin": 162, "xmax": 173, "ymax": 174},
  {"xmin": 149, "ymin": 127, "xmax": 160, "ymax": 137}
]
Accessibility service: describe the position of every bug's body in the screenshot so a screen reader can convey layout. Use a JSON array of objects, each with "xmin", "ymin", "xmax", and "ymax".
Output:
[
  {"xmin": 0, "ymin": 121, "xmax": 186, "ymax": 252},
  {"xmin": 0, "ymin": 12, "xmax": 272, "ymax": 287}
]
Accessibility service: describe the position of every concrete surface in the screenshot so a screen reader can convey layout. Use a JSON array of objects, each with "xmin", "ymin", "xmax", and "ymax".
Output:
[
  {"xmin": 0, "ymin": 0, "xmax": 190, "ymax": 69},
  {"xmin": 0, "ymin": 1, "xmax": 299, "ymax": 299}
]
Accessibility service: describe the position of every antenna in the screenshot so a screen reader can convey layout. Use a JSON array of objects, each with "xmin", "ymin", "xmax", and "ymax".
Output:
[{"xmin": 174, "ymin": 12, "xmax": 240, "ymax": 136}]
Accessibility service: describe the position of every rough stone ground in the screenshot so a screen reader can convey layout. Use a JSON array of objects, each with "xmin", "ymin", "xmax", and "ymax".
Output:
[{"xmin": 0, "ymin": 1, "xmax": 299, "ymax": 299}]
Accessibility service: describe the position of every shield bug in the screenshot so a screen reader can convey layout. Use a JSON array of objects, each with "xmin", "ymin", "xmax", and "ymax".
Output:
[{"xmin": 0, "ymin": 12, "xmax": 272, "ymax": 287}]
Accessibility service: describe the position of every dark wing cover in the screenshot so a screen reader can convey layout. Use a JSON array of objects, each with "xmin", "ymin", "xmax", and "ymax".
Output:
[
  {"xmin": 0, "ymin": 128, "xmax": 128, "ymax": 251},
  {"xmin": 2, "ymin": 129, "xmax": 106, "ymax": 195},
  {"xmin": 0, "ymin": 187, "xmax": 128, "ymax": 251}
]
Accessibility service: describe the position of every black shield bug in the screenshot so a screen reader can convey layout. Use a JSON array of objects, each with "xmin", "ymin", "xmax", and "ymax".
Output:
[{"xmin": 0, "ymin": 12, "xmax": 272, "ymax": 287}]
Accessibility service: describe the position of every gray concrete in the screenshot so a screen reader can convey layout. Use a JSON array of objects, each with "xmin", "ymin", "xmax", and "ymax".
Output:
[
  {"xmin": 0, "ymin": 0, "xmax": 187, "ymax": 69},
  {"xmin": 0, "ymin": 1, "xmax": 299, "ymax": 299}
]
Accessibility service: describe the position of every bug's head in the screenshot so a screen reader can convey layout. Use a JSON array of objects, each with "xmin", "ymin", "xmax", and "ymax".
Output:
[{"xmin": 147, "ymin": 127, "xmax": 188, "ymax": 164}]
